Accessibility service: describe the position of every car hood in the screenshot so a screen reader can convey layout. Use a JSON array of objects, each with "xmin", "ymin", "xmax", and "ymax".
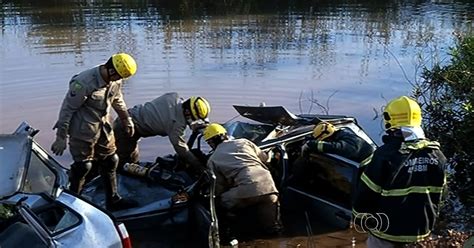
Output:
[
  {"xmin": 0, "ymin": 133, "xmax": 31, "ymax": 199},
  {"xmin": 233, "ymin": 105, "xmax": 300, "ymax": 126},
  {"xmin": 233, "ymin": 105, "xmax": 351, "ymax": 126}
]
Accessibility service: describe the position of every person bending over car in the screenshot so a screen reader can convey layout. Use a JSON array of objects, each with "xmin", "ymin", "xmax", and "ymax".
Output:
[
  {"xmin": 353, "ymin": 96, "xmax": 447, "ymax": 247},
  {"xmin": 289, "ymin": 121, "xmax": 375, "ymax": 189},
  {"xmin": 301, "ymin": 121, "xmax": 375, "ymax": 165},
  {"xmin": 203, "ymin": 123, "xmax": 283, "ymax": 243},
  {"xmin": 113, "ymin": 92, "xmax": 210, "ymax": 173},
  {"xmin": 51, "ymin": 53, "xmax": 138, "ymax": 211}
]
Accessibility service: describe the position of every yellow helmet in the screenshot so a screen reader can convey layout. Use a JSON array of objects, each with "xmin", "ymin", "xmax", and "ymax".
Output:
[
  {"xmin": 383, "ymin": 96, "xmax": 422, "ymax": 129},
  {"xmin": 313, "ymin": 122, "xmax": 337, "ymax": 141},
  {"xmin": 189, "ymin": 96, "xmax": 211, "ymax": 120},
  {"xmin": 112, "ymin": 53, "xmax": 137, "ymax": 79},
  {"xmin": 203, "ymin": 123, "xmax": 227, "ymax": 141}
]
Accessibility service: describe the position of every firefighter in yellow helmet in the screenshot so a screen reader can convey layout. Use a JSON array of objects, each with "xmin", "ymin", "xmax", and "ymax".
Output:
[
  {"xmin": 51, "ymin": 53, "xmax": 138, "ymax": 211},
  {"xmin": 113, "ymin": 93, "xmax": 210, "ymax": 173},
  {"xmin": 301, "ymin": 121, "xmax": 375, "ymax": 165},
  {"xmin": 203, "ymin": 123, "xmax": 282, "ymax": 244},
  {"xmin": 353, "ymin": 96, "xmax": 447, "ymax": 247},
  {"xmin": 289, "ymin": 121, "xmax": 375, "ymax": 192}
]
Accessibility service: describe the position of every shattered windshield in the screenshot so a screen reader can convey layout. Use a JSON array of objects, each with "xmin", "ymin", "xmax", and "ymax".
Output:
[{"xmin": 224, "ymin": 121, "xmax": 275, "ymax": 145}]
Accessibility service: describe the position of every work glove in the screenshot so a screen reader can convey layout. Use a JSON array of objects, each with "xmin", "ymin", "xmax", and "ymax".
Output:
[
  {"xmin": 122, "ymin": 117, "xmax": 135, "ymax": 137},
  {"xmin": 51, "ymin": 136, "xmax": 67, "ymax": 156},
  {"xmin": 266, "ymin": 148, "xmax": 281, "ymax": 162},
  {"xmin": 190, "ymin": 121, "xmax": 208, "ymax": 132}
]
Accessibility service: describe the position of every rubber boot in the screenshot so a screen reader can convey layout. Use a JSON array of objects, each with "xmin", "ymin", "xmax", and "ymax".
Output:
[
  {"xmin": 69, "ymin": 161, "xmax": 93, "ymax": 194},
  {"xmin": 99, "ymin": 154, "xmax": 138, "ymax": 211}
]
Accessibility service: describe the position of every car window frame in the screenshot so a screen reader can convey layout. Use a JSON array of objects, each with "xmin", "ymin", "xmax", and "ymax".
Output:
[
  {"xmin": 31, "ymin": 142, "xmax": 69, "ymax": 196},
  {"xmin": 17, "ymin": 193, "xmax": 84, "ymax": 238},
  {"xmin": 18, "ymin": 202, "xmax": 56, "ymax": 247}
]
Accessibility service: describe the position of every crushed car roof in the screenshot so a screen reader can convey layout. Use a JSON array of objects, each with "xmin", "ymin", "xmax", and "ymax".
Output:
[{"xmin": 0, "ymin": 133, "xmax": 31, "ymax": 198}]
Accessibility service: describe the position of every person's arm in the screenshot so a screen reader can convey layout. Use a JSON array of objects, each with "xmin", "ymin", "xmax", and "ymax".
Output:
[
  {"xmin": 51, "ymin": 79, "xmax": 88, "ymax": 156},
  {"xmin": 53, "ymin": 79, "xmax": 88, "ymax": 137},
  {"xmin": 111, "ymin": 82, "xmax": 134, "ymax": 136},
  {"xmin": 243, "ymin": 138, "xmax": 268, "ymax": 162},
  {"xmin": 309, "ymin": 131, "xmax": 360, "ymax": 156},
  {"xmin": 111, "ymin": 82, "xmax": 129, "ymax": 118},
  {"xmin": 352, "ymin": 149, "xmax": 385, "ymax": 219},
  {"xmin": 256, "ymin": 146, "xmax": 269, "ymax": 163},
  {"xmin": 169, "ymin": 122, "xmax": 203, "ymax": 170}
]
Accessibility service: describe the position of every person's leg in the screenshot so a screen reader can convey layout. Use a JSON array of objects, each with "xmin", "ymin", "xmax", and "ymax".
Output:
[
  {"xmin": 97, "ymin": 153, "xmax": 120, "ymax": 204},
  {"xmin": 96, "ymin": 126, "xmax": 137, "ymax": 210},
  {"xmin": 215, "ymin": 200, "xmax": 239, "ymax": 245},
  {"xmin": 69, "ymin": 161, "xmax": 93, "ymax": 194},
  {"xmin": 233, "ymin": 194, "xmax": 283, "ymax": 238},
  {"xmin": 69, "ymin": 138, "xmax": 95, "ymax": 194},
  {"xmin": 255, "ymin": 194, "xmax": 283, "ymax": 235},
  {"xmin": 113, "ymin": 118, "xmax": 140, "ymax": 167}
]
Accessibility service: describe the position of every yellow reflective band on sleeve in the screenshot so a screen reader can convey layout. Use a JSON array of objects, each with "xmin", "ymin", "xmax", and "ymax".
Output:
[
  {"xmin": 372, "ymin": 230, "xmax": 431, "ymax": 242},
  {"xmin": 361, "ymin": 173, "xmax": 382, "ymax": 193},
  {"xmin": 380, "ymin": 186, "xmax": 444, "ymax": 196},
  {"xmin": 352, "ymin": 208, "xmax": 359, "ymax": 216},
  {"xmin": 360, "ymin": 154, "xmax": 373, "ymax": 167},
  {"xmin": 317, "ymin": 141, "xmax": 324, "ymax": 152}
]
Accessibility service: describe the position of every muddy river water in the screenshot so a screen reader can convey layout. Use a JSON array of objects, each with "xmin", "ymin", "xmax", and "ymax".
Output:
[{"xmin": 1, "ymin": 0, "xmax": 473, "ymax": 247}]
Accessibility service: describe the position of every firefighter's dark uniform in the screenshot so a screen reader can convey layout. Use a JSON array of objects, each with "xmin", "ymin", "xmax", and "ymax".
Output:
[
  {"xmin": 306, "ymin": 127, "xmax": 375, "ymax": 165},
  {"xmin": 352, "ymin": 135, "xmax": 447, "ymax": 245},
  {"xmin": 291, "ymin": 128, "xmax": 375, "ymax": 188}
]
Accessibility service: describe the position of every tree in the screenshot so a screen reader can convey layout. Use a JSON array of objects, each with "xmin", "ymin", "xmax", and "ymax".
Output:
[{"xmin": 414, "ymin": 35, "xmax": 474, "ymax": 203}]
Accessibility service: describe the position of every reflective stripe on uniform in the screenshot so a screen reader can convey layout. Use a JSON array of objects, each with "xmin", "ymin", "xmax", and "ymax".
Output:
[
  {"xmin": 360, "ymin": 154, "xmax": 373, "ymax": 167},
  {"xmin": 362, "ymin": 172, "xmax": 445, "ymax": 196},
  {"xmin": 352, "ymin": 208, "xmax": 360, "ymax": 216},
  {"xmin": 371, "ymin": 229, "xmax": 431, "ymax": 242},
  {"xmin": 381, "ymin": 185, "xmax": 444, "ymax": 196},
  {"xmin": 399, "ymin": 140, "xmax": 440, "ymax": 154},
  {"xmin": 361, "ymin": 173, "xmax": 382, "ymax": 193},
  {"xmin": 317, "ymin": 141, "xmax": 324, "ymax": 152}
]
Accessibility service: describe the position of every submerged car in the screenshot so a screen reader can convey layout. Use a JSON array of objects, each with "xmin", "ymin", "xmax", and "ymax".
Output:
[
  {"xmin": 82, "ymin": 155, "xmax": 220, "ymax": 247},
  {"xmin": 0, "ymin": 122, "xmax": 131, "ymax": 248},
  {"xmin": 228, "ymin": 105, "xmax": 378, "ymax": 229},
  {"xmin": 2, "ymin": 105, "xmax": 376, "ymax": 247},
  {"xmin": 81, "ymin": 105, "xmax": 377, "ymax": 246}
]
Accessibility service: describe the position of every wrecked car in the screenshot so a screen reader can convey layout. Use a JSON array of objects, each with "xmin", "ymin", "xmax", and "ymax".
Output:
[
  {"xmin": 1, "ymin": 104, "xmax": 377, "ymax": 247},
  {"xmin": 82, "ymin": 105, "xmax": 377, "ymax": 246},
  {"xmin": 228, "ymin": 105, "xmax": 378, "ymax": 229},
  {"xmin": 0, "ymin": 122, "xmax": 131, "ymax": 248}
]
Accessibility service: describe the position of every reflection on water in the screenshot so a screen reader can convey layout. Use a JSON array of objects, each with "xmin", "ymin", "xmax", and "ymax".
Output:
[{"xmin": 1, "ymin": 0, "xmax": 473, "ymax": 165}]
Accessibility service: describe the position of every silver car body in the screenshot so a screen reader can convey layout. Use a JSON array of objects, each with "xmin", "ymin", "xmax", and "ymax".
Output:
[{"xmin": 0, "ymin": 122, "xmax": 127, "ymax": 248}]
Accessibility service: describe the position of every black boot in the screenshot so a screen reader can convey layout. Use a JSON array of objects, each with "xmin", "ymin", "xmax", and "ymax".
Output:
[
  {"xmin": 107, "ymin": 195, "xmax": 139, "ymax": 211},
  {"xmin": 99, "ymin": 154, "xmax": 139, "ymax": 211},
  {"xmin": 69, "ymin": 161, "xmax": 93, "ymax": 194}
]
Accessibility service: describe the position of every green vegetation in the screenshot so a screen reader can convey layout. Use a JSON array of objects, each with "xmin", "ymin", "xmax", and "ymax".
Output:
[
  {"xmin": 414, "ymin": 34, "xmax": 474, "ymax": 202},
  {"xmin": 411, "ymin": 35, "xmax": 474, "ymax": 243}
]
